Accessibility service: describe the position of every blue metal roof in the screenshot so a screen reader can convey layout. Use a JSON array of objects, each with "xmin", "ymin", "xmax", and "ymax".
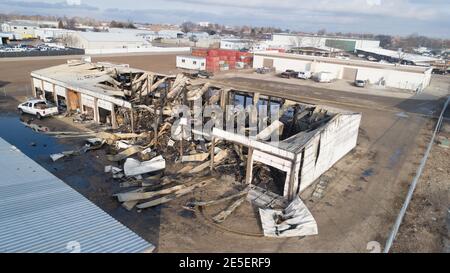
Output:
[{"xmin": 0, "ymin": 137, "xmax": 154, "ymax": 253}]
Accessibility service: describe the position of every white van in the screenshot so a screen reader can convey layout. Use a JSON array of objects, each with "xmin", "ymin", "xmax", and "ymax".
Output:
[
  {"xmin": 314, "ymin": 72, "xmax": 334, "ymax": 83},
  {"xmin": 297, "ymin": 71, "xmax": 312, "ymax": 80}
]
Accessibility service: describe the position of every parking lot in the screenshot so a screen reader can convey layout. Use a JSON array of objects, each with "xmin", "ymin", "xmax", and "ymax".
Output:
[{"xmin": 0, "ymin": 39, "xmax": 84, "ymax": 58}]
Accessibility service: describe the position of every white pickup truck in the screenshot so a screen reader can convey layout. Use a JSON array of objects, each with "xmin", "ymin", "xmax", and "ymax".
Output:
[{"xmin": 18, "ymin": 99, "xmax": 59, "ymax": 119}]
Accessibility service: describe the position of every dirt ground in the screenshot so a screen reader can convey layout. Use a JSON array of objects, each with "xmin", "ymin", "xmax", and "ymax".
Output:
[
  {"xmin": 0, "ymin": 54, "xmax": 449, "ymax": 252},
  {"xmin": 391, "ymin": 118, "xmax": 450, "ymax": 252}
]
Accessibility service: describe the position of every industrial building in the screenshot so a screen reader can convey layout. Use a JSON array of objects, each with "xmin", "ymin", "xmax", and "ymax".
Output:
[
  {"xmin": 30, "ymin": 60, "xmax": 140, "ymax": 128},
  {"xmin": 107, "ymin": 27, "xmax": 158, "ymax": 41},
  {"xmin": 186, "ymin": 32, "xmax": 211, "ymax": 39},
  {"xmin": 64, "ymin": 32, "xmax": 150, "ymax": 52},
  {"xmin": 176, "ymin": 55, "xmax": 206, "ymax": 71},
  {"xmin": 0, "ymin": 32, "xmax": 13, "ymax": 45},
  {"xmin": 62, "ymin": 31, "xmax": 190, "ymax": 54},
  {"xmin": 212, "ymin": 98, "xmax": 361, "ymax": 200},
  {"xmin": 156, "ymin": 29, "xmax": 185, "ymax": 39},
  {"xmin": 34, "ymin": 28, "xmax": 75, "ymax": 41},
  {"xmin": 220, "ymin": 39, "xmax": 253, "ymax": 51},
  {"xmin": 160, "ymin": 37, "xmax": 220, "ymax": 48},
  {"xmin": 0, "ymin": 137, "xmax": 154, "ymax": 253},
  {"xmin": 30, "ymin": 60, "xmax": 361, "ymax": 202},
  {"xmin": 253, "ymin": 51, "xmax": 432, "ymax": 91},
  {"xmin": 355, "ymin": 47, "xmax": 438, "ymax": 66},
  {"xmin": 1, "ymin": 21, "xmax": 40, "ymax": 40},
  {"xmin": 268, "ymin": 33, "xmax": 381, "ymax": 52}
]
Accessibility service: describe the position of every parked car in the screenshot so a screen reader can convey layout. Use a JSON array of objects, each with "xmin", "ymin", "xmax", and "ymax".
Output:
[
  {"xmin": 431, "ymin": 68, "xmax": 447, "ymax": 75},
  {"xmin": 354, "ymin": 79, "xmax": 366, "ymax": 87},
  {"xmin": 336, "ymin": 55, "xmax": 350, "ymax": 60},
  {"xmin": 280, "ymin": 69, "xmax": 298, "ymax": 79},
  {"xmin": 297, "ymin": 71, "xmax": 312, "ymax": 80},
  {"xmin": 256, "ymin": 67, "xmax": 273, "ymax": 74},
  {"xmin": 18, "ymin": 99, "xmax": 59, "ymax": 119}
]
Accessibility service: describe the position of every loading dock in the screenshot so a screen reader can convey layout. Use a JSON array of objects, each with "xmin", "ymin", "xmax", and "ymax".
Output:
[
  {"xmin": 342, "ymin": 67, "xmax": 357, "ymax": 81},
  {"xmin": 263, "ymin": 58, "xmax": 274, "ymax": 68}
]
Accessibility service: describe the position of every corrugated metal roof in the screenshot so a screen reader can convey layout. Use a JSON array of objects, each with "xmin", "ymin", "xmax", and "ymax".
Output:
[
  {"xmin": 254, "ymin": 51, "xmax": 430, "ymax": 73},
  {"xmin": 357, "ymin": 47, "xmax": 438, "ymax": 63},
  {"xmin": 0, "ymin": 137, "xmax": 154, "ymax": 253}
]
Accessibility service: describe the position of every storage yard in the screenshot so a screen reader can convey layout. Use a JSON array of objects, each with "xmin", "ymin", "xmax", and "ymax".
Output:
[{"xmin": 0, "ymin": 51, "xmax": 448, "ymax": 253}]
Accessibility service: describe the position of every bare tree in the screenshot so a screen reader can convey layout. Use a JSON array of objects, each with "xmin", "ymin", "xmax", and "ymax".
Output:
[
  {"xmin": 289, "ymin": 36, "xmax": 304, "ymax": 48},
  {"xmin": 181, "ymin": 21, "xmax": 195, "ymax": 33},
  {"xmin": 60, "ymin": 34, "xmax": 80, "ymax": 48},
  {"xmin": 397, "ymin": 48, "xmax": 407, "ymax": 64},
  {"xmin": 66, "ymin": 18, "xmax": 77, "ymax": 30},
  {"xmin": 317, "ymin": 28, "xmax": 327, "ymax": 35}
]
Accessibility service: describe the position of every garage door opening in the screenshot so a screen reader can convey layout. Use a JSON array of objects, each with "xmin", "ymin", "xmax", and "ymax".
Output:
[
  {"xmin": 98, "ymin": 107, "xmax": 112, "ymax": 125},
  {"xmin": 56, "ymin": 95, "xmax": 67, "ymax": 112},
  {"xmin": 44, "ymin": 91, "xmax": 55, "ymax": 104},
  {"xmin": 82, "ymin": 105, "xmax": 95, "ymax": 121},
  {"xmin": 256, "ymin": 166, "xmax": 286, "ymax": 196},
  {"xmin": 35, "ymin": 87, "xmax": 44, "ymax": 99},
  {"xmin": 263, "ymin": 58, "xmax": 274, "ymax": 68}
]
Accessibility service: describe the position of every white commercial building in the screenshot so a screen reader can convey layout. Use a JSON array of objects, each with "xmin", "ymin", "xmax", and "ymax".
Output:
[
  {"xmin": 34, "ymin": 28, "xmax": 76, "ymax": 41},
  {"xmin": 0, "ymin": 32, "xmax": 14, "ymax": 45},
  {"xmin": 176, "ymin": 55, "xmax": 206, "ymax": 71},
  {"xmin": 253, "ymin": 51, "xmax": 432, "ymax": 92},
  {"xmin": 65, "ymin": 32, "xmax": 150, "ymax": 51},
  {"xmin": 268, "ymin": 33, "xmax": 380, "ymax": 52},
  {"xmin": 107, "ymin": 28, "xmax": 160, "ymax": 42},
  {"xmin": 157, "ymin": 30, "xmax": 185, "ymax": 39},
  {"xmin": 186, "ymin": 32, "xmax": 210, "ymax": 39},
  {"xmin": 62, "ymin": 31, "xmax": 190, "ymax": 55},
  {"xmin": 1, "ymin": 21, "xmax": 39, "ymax": 40},
  {"xmin": 198, "ymin": 22, "xmax": 210, "ymax": 27},
  {"xmin": 220, "ymin": 39, "xmax": 252, "ymax": 50}
]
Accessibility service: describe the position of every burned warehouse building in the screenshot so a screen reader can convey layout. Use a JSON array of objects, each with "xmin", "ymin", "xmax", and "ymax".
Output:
[{"xmin": 28, "ymin": 59, "xmax": 362, "ymax": 236}]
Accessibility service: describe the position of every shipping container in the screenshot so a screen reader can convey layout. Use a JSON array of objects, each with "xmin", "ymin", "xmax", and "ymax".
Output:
[{"xmin": 201, "ymin": 49, "xmax": 253, "ymax": 71}]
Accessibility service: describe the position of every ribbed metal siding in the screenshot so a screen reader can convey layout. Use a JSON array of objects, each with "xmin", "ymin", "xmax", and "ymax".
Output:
[{"xmin": 0, "ymin": 137, "xmax": 154, "ymax": 253}]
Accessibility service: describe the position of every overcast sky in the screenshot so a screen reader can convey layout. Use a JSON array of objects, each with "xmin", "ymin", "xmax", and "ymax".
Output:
[{"xmin": 1, "ymin": 0, "xmax": 449, "ymax": 38}]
